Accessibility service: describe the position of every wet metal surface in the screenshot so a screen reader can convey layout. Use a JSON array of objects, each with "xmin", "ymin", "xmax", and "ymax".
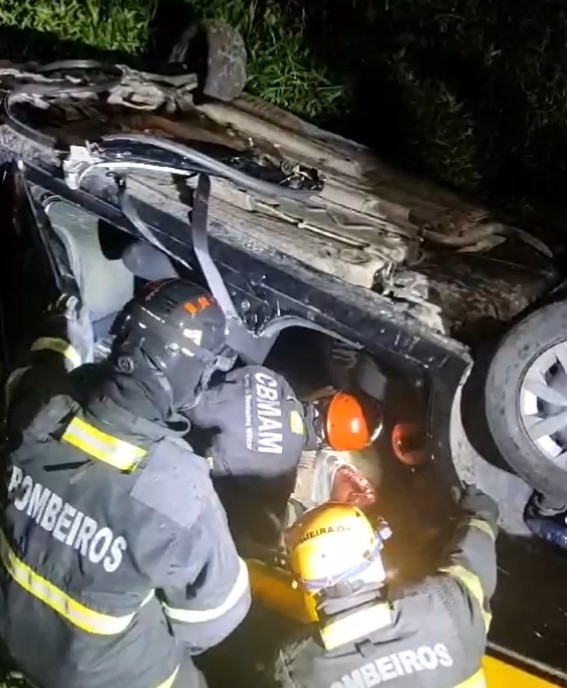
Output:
[
  {"xmin": 378, "ymin": 431, "xmax": 567, "ymax": 684},
  {"xmin": 491, "ymin": 533, "xmax": 567, "ymax": 683}
]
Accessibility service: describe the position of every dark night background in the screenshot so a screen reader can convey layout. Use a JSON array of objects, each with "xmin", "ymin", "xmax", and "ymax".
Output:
[{"xmin": 3, "ymin": 0, "xmax": 567, "ymax": 224}]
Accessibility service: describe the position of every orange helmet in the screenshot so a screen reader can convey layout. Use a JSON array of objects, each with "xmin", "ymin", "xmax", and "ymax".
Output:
[
  {"xmin": 305, "ymin": 392, "xmax": 382, "ymax": 453},
  {"xmin": 325, "ymin": 392, "xmax": 371, "ymax": 451}
]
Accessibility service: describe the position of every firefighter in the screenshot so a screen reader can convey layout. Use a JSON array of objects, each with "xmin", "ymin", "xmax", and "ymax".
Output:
[
  {"xmin": 186, "ymin": 365, "xmax": 379, "ymax": 548},
  {"xmin": 188, "ymin": 366, "xmax": 378, "ymax": 479},
  {"xmin": 0, "ymin": 279, "xmax": 252, "ymax": 688},
  {"xmin": 273, "ymin": 486, "xmax": 498, "ymax": 688}
]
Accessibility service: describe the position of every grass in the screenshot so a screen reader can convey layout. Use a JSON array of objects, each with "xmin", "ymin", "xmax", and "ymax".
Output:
[
  {"xmin": 0, "ymin": 675, "xmax": 26, "ymax": 688},
  {"xmin": 0, "ymin": 0, "xmax": 343, "ymax": 120},
  {"xmin": 273, "ymin": 0, "xmax": 567, "ymax": 219},
  {"xmin": 184, "ymin": 0, "xmax": 345, "ymax": 120},
  {"xmin": 3, "ymin": 0, "xmax": 567, "ymax": 214},
  {"xmin": 0, "ymin": 0, "xmax": 156, "ymax": 54}
]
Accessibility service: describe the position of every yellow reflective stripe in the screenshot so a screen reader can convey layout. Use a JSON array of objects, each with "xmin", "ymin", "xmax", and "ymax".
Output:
[
  {"xmin": 0, "ymin": 530, "xmax": 135, "ymax": 635},
  {"xmin": 156, "ymin": 666, "xmax": 179, "ymax": 688},
  {"xmin": 164, "ymin": 557, "xmax": 249, "ymax": 623},
  {"xmin": 440, "ymin": 564, "xmax": 492, "ymax": 632},
  {"xmin": 62, "ymin": 416, "xmax": 146, "ymax": 471},
  {"xmin": 463, "ymin": 517, "xmax": 495, "ymax": 541},
  {"xmin": 30, "ymin": 337, "xmax": 81, "ymax": 369},
  {"xmin": 141, "ymin": 589, "xmax": 156, "ymax": 607},
  {"xmin": 4, "ymin": 366, "xmax": 31, "ymax": 406},
  {"xmin": 483, "ymin": 656, "xmax": 559, "ymax": 688},
  {"xmin": 290, "ymin": 410, "xmax": 304, "ymax": 435},
  {"xmin": 320, "ymin": 602, "xmax": 392, "ymax": 650},
  {"xmin": 453, "ymin": 668, "xmax": 486, "ymax": 688}
]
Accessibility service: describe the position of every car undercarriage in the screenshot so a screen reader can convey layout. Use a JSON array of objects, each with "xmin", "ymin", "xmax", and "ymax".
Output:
[{"xmin": 1, "ymin": 57, "xmax": 567, "ymax": 686}]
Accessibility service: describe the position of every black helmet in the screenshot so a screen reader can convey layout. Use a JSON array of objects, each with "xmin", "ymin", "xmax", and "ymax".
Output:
[{"xmin": 111, "ymin": 278, "xmax": 235, "ymax": 410}]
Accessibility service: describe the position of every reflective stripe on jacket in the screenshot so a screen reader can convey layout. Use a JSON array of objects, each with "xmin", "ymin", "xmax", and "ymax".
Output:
[
  {"xmin": 0, "ymin": 337, "xmax": 250, "ymax": 688},
  {"xmin": 273, "ymin": 503, "xmax": 498, "ymax": 688}
]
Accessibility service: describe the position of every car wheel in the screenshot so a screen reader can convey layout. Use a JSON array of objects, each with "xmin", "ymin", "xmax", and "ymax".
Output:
[
  {"xmin": 485, "ymin": 300, "xmax": 567, "ymax": 503},
  {"xmin": 169, "ymin": 20, "xmax": 247, "ymax": 102}
]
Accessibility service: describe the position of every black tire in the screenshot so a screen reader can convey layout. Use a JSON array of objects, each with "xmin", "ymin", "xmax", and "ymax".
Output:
[
  {"xmin": 485, "ymin": 300, "xmax": 567, "ymax": 502},
  {"xmin": 169, "ymin": 20, "xmax": 247, "ymax": 102}
]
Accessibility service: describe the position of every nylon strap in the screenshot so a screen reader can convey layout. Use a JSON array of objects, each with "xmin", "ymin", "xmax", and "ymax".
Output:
[
  {"xmin": 191, "ymin": 174, "xmax": 263, "ymax": 363},
  {"xmin": 191, "ymin": 174, "xmax": 240, "ymax": 322},
  {"xmin": 117, "ymin": 175, "xmax": 235, "ymax": 376}
]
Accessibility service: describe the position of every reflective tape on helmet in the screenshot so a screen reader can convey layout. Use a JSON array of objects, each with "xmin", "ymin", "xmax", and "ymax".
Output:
[
  {"xmin": 30, "ymin": 337, "xmax": 81, "ymax": 369},
  {"xmin": 0, "ymin": 530, "xmax": 138, "ymax": 635},
  {"xmin": 163, "ymin": 557, "xmax": 249, "ymax": 623},
  {"xmin": 453, "ymin": 668, "xmax": 486, "ymax": 688},
  {"xmin": 440, "ymin": 564, "xmax": 492, "ymax": 632},
  {"xmin": 300, "ymin": 539, "xmax": 383, "ymax": 592},
  {"xmin": 62, "ymin": 416, "xmax": 146, "ymax": 471}
]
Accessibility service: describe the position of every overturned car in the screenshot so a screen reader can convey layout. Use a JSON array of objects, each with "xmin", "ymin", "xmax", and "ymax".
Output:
[
  {"xmin": 0, "ymin": 58, "xmax": 561, "ymax": 482},
  {"xmin": 0, "ymin": 57, "xmax": 566, "ymax": 684}
]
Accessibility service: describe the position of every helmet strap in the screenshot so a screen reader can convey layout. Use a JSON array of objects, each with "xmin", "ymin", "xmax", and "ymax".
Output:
[
  {"xmin": 307, "ymin": 400, "xmax": 327, "ymax": 449},
  {"xmin": 180, "ymin": 347, "xmax": 237, "ymax": 412}
]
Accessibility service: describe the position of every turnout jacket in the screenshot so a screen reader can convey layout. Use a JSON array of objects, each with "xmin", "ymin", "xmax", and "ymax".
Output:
[
  {"xmin": 187, "ymin": 365, "xmax": 305, "ymax": 481},
  {"xmin": 0, "ymin": 324, "xmax": 250, "ymax": 688},
  {"xmin": 187, "ymin": 365, "xmax": 306, "ymax": 549},
  {"xmin": 274, "ymin": 489, "xmax": 498, "ymax": 688}
]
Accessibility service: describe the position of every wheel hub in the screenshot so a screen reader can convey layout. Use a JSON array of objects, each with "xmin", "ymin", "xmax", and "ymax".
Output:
[{"xmin": 520, "ymin": 341, "xmax": 567, "ymax": 468}]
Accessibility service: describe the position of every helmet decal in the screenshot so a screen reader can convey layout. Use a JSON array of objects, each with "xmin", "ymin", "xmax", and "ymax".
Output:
[
  {"xmin": 183, "ymin": 295, "xmax": 215, "ymax": 315},
  {"xmin": 111, "ymin": 278, "xmax": 230, "ymax": 410}
]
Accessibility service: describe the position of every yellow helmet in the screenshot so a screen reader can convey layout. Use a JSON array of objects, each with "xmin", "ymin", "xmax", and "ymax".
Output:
[{"xmin": 287, "ymin": 502, "xmax": 389, "ymax": 596}]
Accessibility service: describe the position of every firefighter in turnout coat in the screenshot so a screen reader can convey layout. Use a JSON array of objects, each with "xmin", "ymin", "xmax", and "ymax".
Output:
[
  {"xmin": 0, "ymin": 279, "xmax": 252, "ymax": 688},
  {"xmin": 186, "ymin": 365, "xmax": 378, "ymax": 548},
  {"xmin": 275, "ymin": 488, "xmax": 498, "ymax": 688}
]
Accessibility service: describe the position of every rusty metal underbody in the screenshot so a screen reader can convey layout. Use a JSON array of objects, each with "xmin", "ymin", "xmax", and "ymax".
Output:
[{"xmin": 0, "ymin": 58, "xmax": 560, "ymax": 339}]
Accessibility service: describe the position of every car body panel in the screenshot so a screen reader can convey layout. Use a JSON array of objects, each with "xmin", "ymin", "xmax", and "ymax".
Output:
[{"xmin": 0, "ymin": 123, "xmax": 474, "ymax": 488}]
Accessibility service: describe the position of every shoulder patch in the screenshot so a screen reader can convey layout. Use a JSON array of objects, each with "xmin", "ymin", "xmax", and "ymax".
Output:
[{"xmin": 130, "ymin": 439, "xmax": 211, "ymax": 529}]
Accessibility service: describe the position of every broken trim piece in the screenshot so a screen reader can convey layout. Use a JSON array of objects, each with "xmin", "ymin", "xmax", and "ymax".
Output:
[{"xmin": 62, "ymin": 141, "xmax": 362, "ymax": 365}]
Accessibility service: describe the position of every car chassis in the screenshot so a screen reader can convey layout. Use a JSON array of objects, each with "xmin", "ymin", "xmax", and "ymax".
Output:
[{"xmin": 0, "ymin": 114, "xmax": 473, "ymax": 492}]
